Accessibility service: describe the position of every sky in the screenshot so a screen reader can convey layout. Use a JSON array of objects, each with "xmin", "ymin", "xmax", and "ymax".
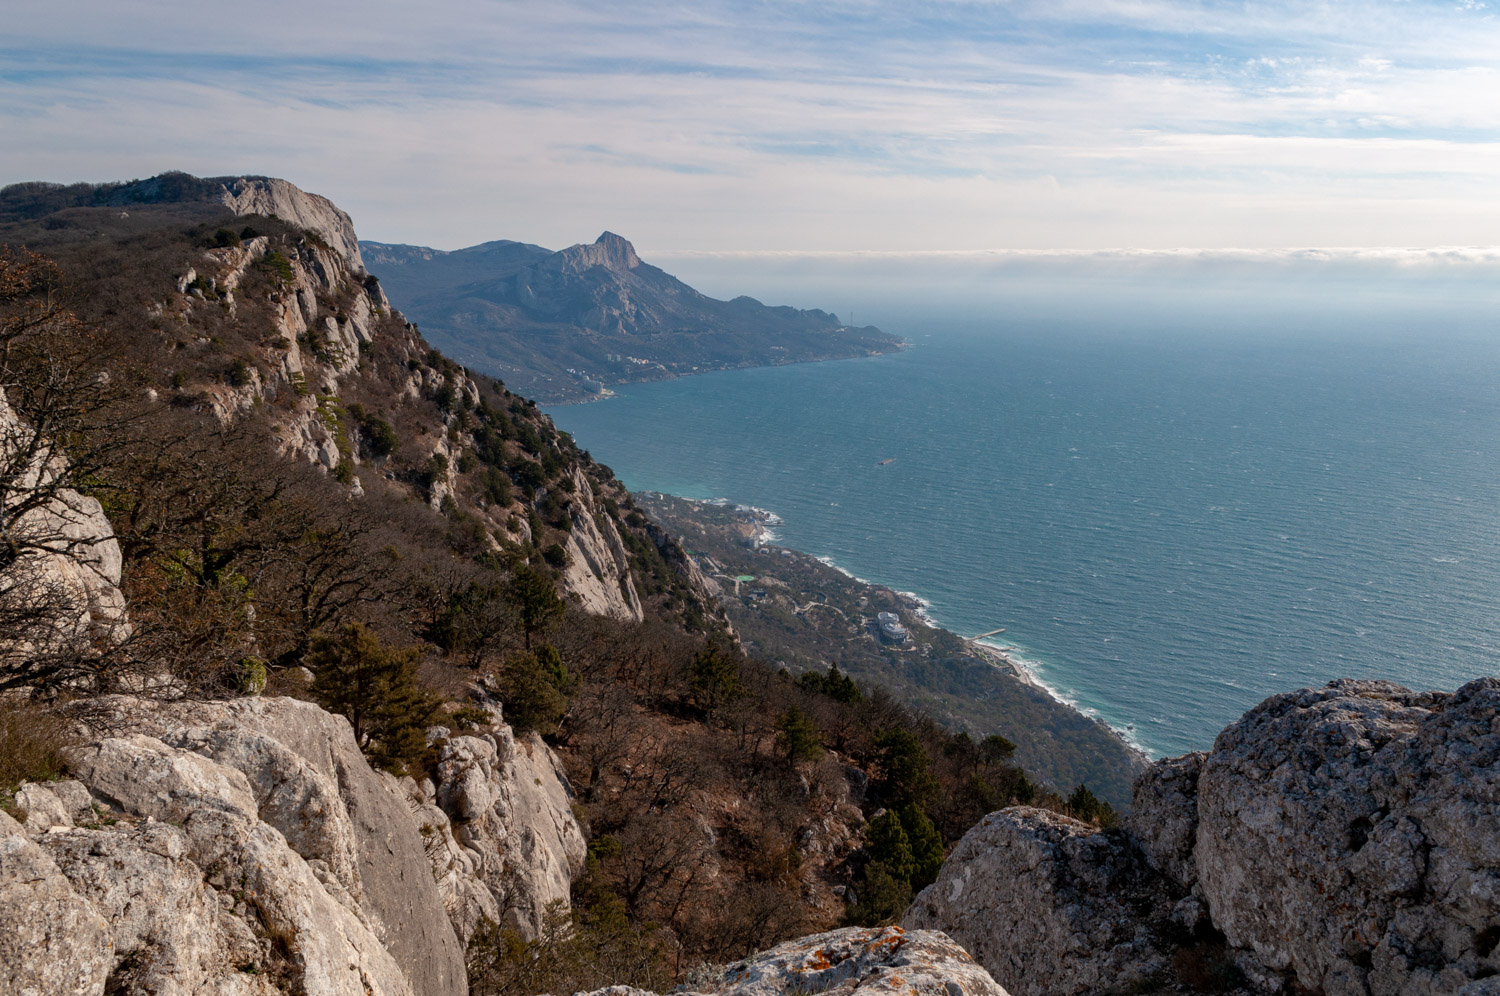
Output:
[{"xmin": 6, "ymin": 0, "xmax": 1500, "ymax": 254}]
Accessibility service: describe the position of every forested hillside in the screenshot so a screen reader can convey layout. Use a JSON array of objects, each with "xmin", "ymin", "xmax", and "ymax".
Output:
[{"xmin": 0, "ymin": 173, "xmax": 1117, "ymax": 994}]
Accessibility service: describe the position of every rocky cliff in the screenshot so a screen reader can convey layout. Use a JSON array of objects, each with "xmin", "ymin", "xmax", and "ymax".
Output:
[
  {"xmin": 906, "ymin": 678, "xmax": 1500, "ymax": 996},
  {"xmin": 0, "ymin": 172, "xmax": 695, "ymax": 626},
  {"xmin": 0, "ymin": 691, "xmax": 599, "ymax": 996}
]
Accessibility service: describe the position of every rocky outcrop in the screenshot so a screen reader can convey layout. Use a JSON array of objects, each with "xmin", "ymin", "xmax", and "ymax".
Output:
[
  {"xmin": 560, "ymin": 466, "xmax": 644, "ymax": 622},
  {"xmin": 21, "ymin": 694, "xmax": 467, "ymax": 996},
  {"xmin": 907, "ymin": 678, "xmax": 1500, "ymax": 996},
  {"xmin": 403, "ymin": 723, "xmax": 587, "ymax": 941},
  {"xmin": 0, "ymin": 809, "xmax": 113, "ymax": 996},
  {"xmin": 902, "ymin": 809, "xmax": 1175, "ymax": 996},
  {"xmin": 1125, "ymin": 750, "xmax": 1204, "ymax": 891},
  {"xmin": 4, "ymin": 691, "xmax": 600, "ymax": 994},
  {"xmin": 1193, "ymin": 678, "xmax": 1500, "ymax": 995},
  {"xmin": 576, "ymin": 926, "xmax": 1011, "ymax": 996},
  {"xmin": 218, "ymin": 176, "xmax": 365, "ymax": 272}
]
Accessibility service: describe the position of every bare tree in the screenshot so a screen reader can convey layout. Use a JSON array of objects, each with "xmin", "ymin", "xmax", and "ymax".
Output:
[{"xmin": 0, "ymin": 248, "xmax": 150, "ymax": 692}]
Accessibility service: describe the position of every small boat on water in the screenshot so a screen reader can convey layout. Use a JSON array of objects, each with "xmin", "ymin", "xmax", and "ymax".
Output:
[{"xmin": 878, "ymin": 458, "xmax": 896, "ymax": 465}]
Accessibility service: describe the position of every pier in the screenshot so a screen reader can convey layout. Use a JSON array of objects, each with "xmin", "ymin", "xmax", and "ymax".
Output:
[{"xmin": 972, "ymin": 627, "xmax": 1007, "ymax": 640}]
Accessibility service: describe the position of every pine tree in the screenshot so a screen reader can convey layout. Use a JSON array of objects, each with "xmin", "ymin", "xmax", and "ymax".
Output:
[
  {"xmin": 898, "ymin": 804, "xmax": 945, "ymax": 890},
  {"xmin": 775, "ymin": 706, "xmax": 822, "ymax": 763},
  {"xmin": 306, "ymin": 622, "xmax": 441, "ymax": 774}
]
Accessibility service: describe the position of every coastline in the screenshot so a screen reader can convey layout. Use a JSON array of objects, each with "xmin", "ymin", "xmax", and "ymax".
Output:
[
  {"xmin": 966, "ymin": 639, "xmax": 1037, "ymax": 688},
  {"xmin": 776, "ymin": 511, "xmax": 1144, "ymax": 753},
  {"xmin": 638, "ymin": 492, "xmax": 1152, "ymax": 801},
  {"xmin": 537, "ymin": 340, "xmax": 908, "ymax": 407}
]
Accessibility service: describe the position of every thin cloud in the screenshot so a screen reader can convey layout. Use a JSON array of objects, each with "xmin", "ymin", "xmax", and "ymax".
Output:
[{"xmin": 5, "ymin": 0, "xmax": 1500, "ymax": 249}]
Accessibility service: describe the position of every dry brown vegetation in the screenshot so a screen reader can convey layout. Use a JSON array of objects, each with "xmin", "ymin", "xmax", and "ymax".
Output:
[{"xmin": 0, "ymin": 184, "xmax": 1112, "ymax": 993}]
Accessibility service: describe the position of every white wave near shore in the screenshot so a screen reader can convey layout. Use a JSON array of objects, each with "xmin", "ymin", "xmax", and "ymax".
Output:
[
  {"xmin": 670, "ymin": 492, "xmax": 1154, "ymax": 759},
  {"xmin": 974, "ymin": 637, "xmax": 1155, "ymax": 758}
]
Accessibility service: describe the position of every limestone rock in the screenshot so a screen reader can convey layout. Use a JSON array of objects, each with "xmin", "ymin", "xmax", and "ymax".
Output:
[
  {"xmin": 909, "ymin": 678, "xmax": 1500, "ymax": 996},
  {"xmin": 218, "ymin": 176, "xmax": 365, "ymax": 272},
  {"xmin": 180, "ymin": 809, "xmax": 415, "ymax": 996},
  {"xmin": 560, "ymin": 466, "xmax": 644, "ymax": 622},
  {"xmin": 420, "ymin": 724, "xmax": 587, "ymax": 940},
  {"xmin": 1195, "ymin": 677, "xmax": 1500, "ymax": 995},
  {"xmin": 903, "ymin": 808, "xmax": 1174, "ymax": 996},
  {"xmin": 40, "ymin": 820, "xmax": 274, "ymax": 996},
  {"xmin": 1123, "ymin": 750, "xmax": 1204, "ymax": 890},
  {"xmin": 716, "ymin": 926, "xmax": 1009, "ymax": 996},
  {"xmin": 67, "ymin": 694, "xmax": 466, "ymax": 996},
  {"xmin": 69, "ymin": 733, "xmax": 260, "ymax": 823},
  {"xmin": 0, "ymin": 809, "xmax": 112, "ymax": 996},
  {"xmin": 575, "ymin": 927, "xmax": 1009, "ymax": 996},
  {"xmin": 15, "ymin": 780, "xmax": 76, "ymax": 832}
]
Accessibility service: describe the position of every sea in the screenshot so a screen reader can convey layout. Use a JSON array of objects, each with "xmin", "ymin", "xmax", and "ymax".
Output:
[{"xmin": 547, "ymin": 257, "xmax": 1500, "ymax": 758}]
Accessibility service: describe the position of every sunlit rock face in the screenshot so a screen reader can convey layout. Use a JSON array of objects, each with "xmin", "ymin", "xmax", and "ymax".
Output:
[{"xmin": 573, "ymin": 926, "xmax": 1012, "ymax": 996}]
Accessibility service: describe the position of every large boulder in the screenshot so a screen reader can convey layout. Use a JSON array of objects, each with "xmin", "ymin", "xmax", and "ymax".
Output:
[
  {"xmin": 61, "ymin": 694, "xmax": 467, "ymax": 996},
  {"xmin": 575, "ymin": 926, "xmax": 1010, "ymax": 996},
  {"xmin": 906, "ymin": 678, "xmax": 1500, "ymax": 996},
  {"xmin": 1124, "ymin": 750, "xmax": 1205, "ymax": 890},
  {"xmin": 902, "ymin": 808, "xmax": 1176, "ymax": 996},
  {"xmin": 0, "ymin": 809, "xmax": 113, "ymax": 996},
  {"xmin": 1195, "ymin": 677, "xmax": 1500, "ymax": 995}
]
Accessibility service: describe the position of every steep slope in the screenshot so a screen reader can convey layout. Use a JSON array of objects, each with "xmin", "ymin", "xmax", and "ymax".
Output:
[
  {"xmin": 0, "ymin": 174, "xmax": 716, "ymax": 636},
  {"xmin": 362, "ymin": 233, "xmax": 902, "ymax": 401}
]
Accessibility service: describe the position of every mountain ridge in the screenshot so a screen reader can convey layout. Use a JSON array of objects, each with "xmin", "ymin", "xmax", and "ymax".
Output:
[{"xmin": 361, "ymin": 232, "xmax": 902, "ymax": 402}]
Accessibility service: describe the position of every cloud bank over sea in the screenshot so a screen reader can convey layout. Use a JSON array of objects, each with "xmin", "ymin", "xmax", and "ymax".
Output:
[{"xmin": 643, "ymin": 245, "xmax": 1500, "ymax": 324}]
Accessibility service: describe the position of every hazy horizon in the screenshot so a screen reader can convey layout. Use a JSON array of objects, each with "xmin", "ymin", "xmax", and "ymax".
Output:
[{"xmin": 8, "ymin": 1, "xmax": 1500, "ymax": 253}]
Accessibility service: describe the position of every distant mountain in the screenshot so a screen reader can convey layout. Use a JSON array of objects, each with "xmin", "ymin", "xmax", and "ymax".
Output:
[{"xmin": 361, "ymin": 232, "xmax": 902, "ymax": 402}]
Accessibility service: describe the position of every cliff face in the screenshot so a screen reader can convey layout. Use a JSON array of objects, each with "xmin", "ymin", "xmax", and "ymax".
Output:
[
  {"xmin": 0, "ymin": 691, "xmax": 601, "ymax": 996},
  {"xmin": 906, "ymin": 678, "xmax": 1500, "ymax": 996},
  {"xmin": 0, "ymin": 172, "xmax": 688, "ymax": 626}
]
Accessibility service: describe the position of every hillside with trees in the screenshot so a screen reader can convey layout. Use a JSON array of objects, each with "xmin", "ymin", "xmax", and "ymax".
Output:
[{"xmin": 0, "ymin": 173, "xmax": 1119, "ymax": 994}]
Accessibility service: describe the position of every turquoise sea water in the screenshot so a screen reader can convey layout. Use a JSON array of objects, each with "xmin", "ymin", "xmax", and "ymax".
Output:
[{"xmin": 548, "ymin": 279, "xmax": 1500, "ymax": 757}]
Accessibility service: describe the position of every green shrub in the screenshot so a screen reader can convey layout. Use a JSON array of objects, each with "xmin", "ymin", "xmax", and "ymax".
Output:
[
  {"xmin": 1066, "ymin": 784, "xmax": 1117, "ymax": 828},
  {"xmin": 497, "ymin": 644, "xmax": 576, "ymax": 736},
  {"xmin": 227, "ymin": 357, "xmax": 253, "ymax": 387},
  {"xmin": 843, "ymin": 860, "xmax": 911, "ymax": 927},
  {"xmin": 689, "ymin": 640, "xmax": 744, "ymax": 712},
  {"xmin": 796, "ymin": 664, "xmax": 862, "ymax": 704},
  {"xmin": 775, "ymin": 706, "xmax": 822, "ymax": 763},
  {"xmin": 363, "ymin": 415, "xmax": 398, "ymax": 457},
  {"xmin": 235, "ymin": 657, "xmax": 268, "ymax": 695},
  {"xmin": 306, "ymin": 623, "xmax": 442, "ymax": 774},
  {"xmin": 258, "ymin": 250, "xmax": 295, "ymax": 285}
]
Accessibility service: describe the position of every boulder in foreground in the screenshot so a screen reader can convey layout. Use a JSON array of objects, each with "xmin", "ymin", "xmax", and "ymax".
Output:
[
  {"xmin": 907, "ymin": 678, "xmax": 1500, "ymax": 996},
  {"xmin": 576, "ymin": 926, "xmax": 1010, "ymax": 996}
]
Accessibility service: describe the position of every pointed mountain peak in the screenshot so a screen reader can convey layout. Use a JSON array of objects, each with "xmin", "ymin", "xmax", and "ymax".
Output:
[{"xmin": 559, "ymin": 231, "xmax": 641, "ymax": 271}]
